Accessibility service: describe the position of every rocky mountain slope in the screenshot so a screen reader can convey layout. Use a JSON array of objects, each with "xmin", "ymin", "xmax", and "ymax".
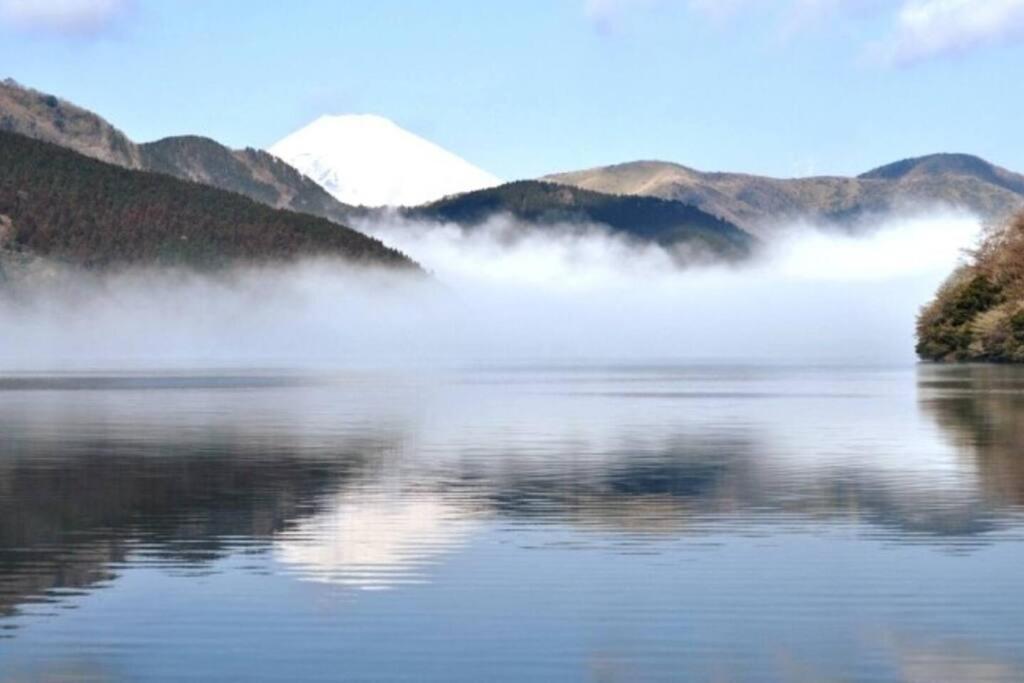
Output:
[
  {"xmin": 0, "ymin": 131, "xmax": 416, "ymax": 271},
  {"xmin": 0, "ymin": 79, "xmax": 357, "ymax": 226},
  {"xmin": 269, "ymin": 114, "xmax": 500, "ymax": 207},
  {"xmin": 547, "ymin": 156, "xmax": 1024, "ymax": 235},
  {"xmin": 407, "ymin": 180, "xmax": 755, "ymax": 260}
]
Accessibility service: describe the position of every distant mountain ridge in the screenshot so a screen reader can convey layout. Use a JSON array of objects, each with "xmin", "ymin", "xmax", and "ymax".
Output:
[
  {"xmin": 8, "ymin": 77, "xmax": 1024, "ymax": 259},
  {"xmin": 0, "ymin": 79, "xmax": 746, "ymax": 266},
  {"xmin": 546, "ymin": 155, "xmax": 1024, "ymax": 235},
  {"xmin": 0, "ymin": 79, "xmax": 358, "ymax": 226},
  {"xmin": 858, "ymin": 153, "xmax": 1024, "ymax": 194},
  {"xmin": 269, "ymin": 114, "xmax": 501, "ymax": 207},
  {"xmin": 406, "ymin": 180, "xmax": 755, "ymax": 261}
]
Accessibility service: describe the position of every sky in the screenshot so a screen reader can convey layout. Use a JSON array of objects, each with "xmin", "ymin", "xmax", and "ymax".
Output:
[{"xmin": 0, "ymin": 0, "xmax": 1022, "ymax": 180}]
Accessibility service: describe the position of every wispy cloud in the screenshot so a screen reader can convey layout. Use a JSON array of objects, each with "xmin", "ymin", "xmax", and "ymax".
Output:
[
  {"xmin": 686, "ymin": 0, "xmax": 871, "ymax": 25},
  {"xmin": 775, "ymin": 0, "xmax": 889, "ymax": 37},
  {"xmin": 871, "ymin": 0, "xmax": 1024, "ymax": 65},
  {"xmin": 686, "ymin": 0, "xmax": 761, "ymax": 21},
  {"xmin": 583, "ymin": 0, "xmax": 664, "ymax": 33},
  {"xmin": 591, "ymin": 0, "xmax": 1024, "ymax": 64},
  {"xmin": 0, "ymin": 0, "xmax": 133, "ymax": 37},
  {"xmin": 590, "ymin": 0, "xmax": 882, "ymax": 37}
]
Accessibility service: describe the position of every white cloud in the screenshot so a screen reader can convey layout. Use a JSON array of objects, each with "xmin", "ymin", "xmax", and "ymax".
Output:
[
  {"xmin": 595, "ymin": 0, "xmax": 1024, "ymax": 64},
  {"xmin": 872, "ymin": 0, "xmax": 1024, "ymax": 65},
  {"xmin": 0, "ymin": 0, "xmax": 132, "ymax": 37}
]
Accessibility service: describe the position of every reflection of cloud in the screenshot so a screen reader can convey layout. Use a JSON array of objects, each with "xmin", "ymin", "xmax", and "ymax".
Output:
[
  {"xmin": 0, "ymin": 658, "xmax": 121, "ymax": 682},
  {"xmin": 886, "ymin": 634, "xmax": 1024, "ymax": 683},
  {"xmin": 274, "ymin": 490, "xmax": 479, "ymax": 590},
  {"xmin": 0, "ymin": 0, "xmax": 133, "ymax": 37}
]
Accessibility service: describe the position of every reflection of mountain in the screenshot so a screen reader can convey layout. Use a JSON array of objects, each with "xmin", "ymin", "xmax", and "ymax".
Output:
[
  {"xmin": 275, "ymin": 491, "xmax": 480, "ymax": 589},
  {"xmin": 0, "ymin": 379, "xmax": 406, "ymax": 618},
  {"xmin": 0, "ymin": 449, "xmax": 352, "ymax": 617},
  {"xmin": 2, "ymin": 368, "xmax": 1023, "ymax": 623},
  {"xmin": 459, "ymin": 436, "xmax": 995, "ymax": 538},
  {"xmin": 918, "ymin": 364, "xmax": 1024, "ymax": 508}
]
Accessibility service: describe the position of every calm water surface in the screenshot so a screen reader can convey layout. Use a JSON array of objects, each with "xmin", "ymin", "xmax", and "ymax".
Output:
[{"xmin": 0, "ymin": 364, "xmax": 1022, "ymax": 682}]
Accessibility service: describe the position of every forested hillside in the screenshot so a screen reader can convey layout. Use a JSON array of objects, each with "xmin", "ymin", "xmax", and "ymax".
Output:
[
  {"xmin": 0, "ymin": 131, "xmax": 416, "ymax": 270},
  {"xmin": 917, "ymin": 210, "xmax": 1024, "ymax": 362},
  {"xmin": 408, "ymin": 180, "xmax": 755, "ymax": 260},
  {"xmin": 0, "ymin": 79, "xmax": 359, "ymax": 225}
]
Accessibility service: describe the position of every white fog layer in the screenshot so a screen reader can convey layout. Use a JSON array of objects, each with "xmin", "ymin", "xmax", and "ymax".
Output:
[{"xmin": 0, "ymin": 210, "xmax": 980, "ymax": 369}]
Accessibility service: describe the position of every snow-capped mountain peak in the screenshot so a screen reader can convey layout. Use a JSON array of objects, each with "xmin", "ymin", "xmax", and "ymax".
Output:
[{"xmin": 268, "ymin": 114, "xmax": 500, "ymax": 207}]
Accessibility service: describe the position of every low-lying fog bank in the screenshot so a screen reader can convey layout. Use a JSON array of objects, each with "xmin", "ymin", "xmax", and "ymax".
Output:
[{"xmin": 0, "ymin": 209, "xmax": 981, "ymax": 369}]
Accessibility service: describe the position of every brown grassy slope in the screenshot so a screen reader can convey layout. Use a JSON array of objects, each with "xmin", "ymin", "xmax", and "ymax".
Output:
[
  {"xmin": 547, "ymin": 157, "xmax": 1024, "ymax": 235},
  {"xmin": 0, "ymin": 78, "xmax": 142, "ymax": 167}
]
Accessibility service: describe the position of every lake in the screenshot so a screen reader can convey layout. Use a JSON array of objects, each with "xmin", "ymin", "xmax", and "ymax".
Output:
[{"xmin": 0, "ymin": 364, "xmax": 1022, "ymax": 682}]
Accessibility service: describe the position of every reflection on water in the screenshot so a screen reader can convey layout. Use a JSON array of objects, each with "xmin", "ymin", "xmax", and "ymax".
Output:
[
  {"xmin": 918, "ymin": 364, "xmax": 1024, "ymax": 508},
  {"xmin": 275, "ymin": 490, "xmax": 481, "ymax": 589},
  {"xmin": 0, "ymin": 366, "xmax": 1022, "ymax": 681}
]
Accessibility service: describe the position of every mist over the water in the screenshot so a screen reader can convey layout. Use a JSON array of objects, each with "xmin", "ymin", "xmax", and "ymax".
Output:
[{"xmin": 0, "ymin": 210, "xmax": 980, "ymax": 369}]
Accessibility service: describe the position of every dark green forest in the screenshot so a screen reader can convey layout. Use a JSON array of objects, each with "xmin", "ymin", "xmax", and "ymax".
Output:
[
  {"xmin": 408, "ymin": 180, "xmax": 755, "ymax": 260},
  {"xmin": 0, "ymin": 131, "xmax": 416, "ymax": 270}
]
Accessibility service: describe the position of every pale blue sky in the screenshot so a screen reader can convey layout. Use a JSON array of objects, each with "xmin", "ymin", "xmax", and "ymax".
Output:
[{"xmin": 1, "ymin": 0, "xmax": 1023, "ymax": 180}]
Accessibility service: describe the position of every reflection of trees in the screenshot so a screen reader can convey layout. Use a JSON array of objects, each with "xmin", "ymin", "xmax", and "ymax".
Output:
[
  {"xmin": 438, "ymin": 413, "xmax": 999, "ymax": 540},
  {"xmin": 467, "ymin": 435, "xmax": 753, "ymax": 534},
  {"xmin": 918, "ymin": 364, "xmax": 1024, "ymax": 508},
  {"xmin": 463, "ymin": 433, "xmax": 998, "ymax": 539},
  {"xmin": 0, "ymin": 433, "xmax": 398, "ymax": 619}
]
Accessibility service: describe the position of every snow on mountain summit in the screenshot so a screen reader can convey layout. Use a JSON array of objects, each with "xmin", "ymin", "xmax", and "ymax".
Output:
[{"xmin": 268, "ymin": 114, "xmax": 501, "ymax": 207}]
